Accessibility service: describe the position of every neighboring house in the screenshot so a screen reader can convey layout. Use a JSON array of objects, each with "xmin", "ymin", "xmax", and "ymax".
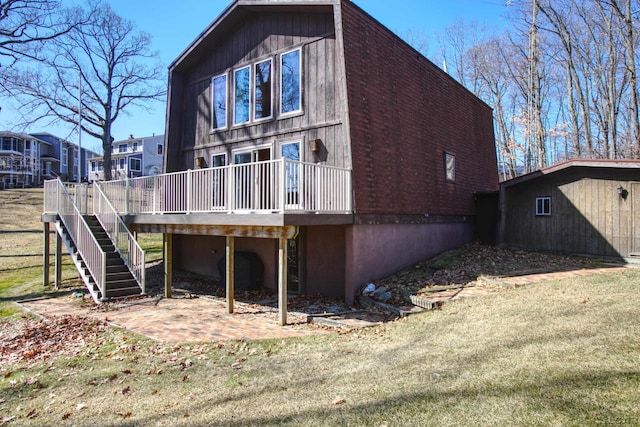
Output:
[
  {"xmin": 88, "ymin": 134, "xmax": 164, "ymax": 182},
  {"xmin": 498, "ymin": 159, "xmax": 640, "ymax": 260},
  {"xmin": 30, "ymin": 132, "xmax": 98, "ymax": 183},
  {"xmin": 0, "ymin": 131, "xmax": 51, "ymax": 188},
  {"xmin": 42, "ymin": 0, "xmax": 499, "ymax": 314}
]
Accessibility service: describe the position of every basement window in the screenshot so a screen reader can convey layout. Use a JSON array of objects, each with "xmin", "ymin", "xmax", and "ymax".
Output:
[{"xmin": 536, "ymin": 197, "xmax": 551, "ymax": 216}]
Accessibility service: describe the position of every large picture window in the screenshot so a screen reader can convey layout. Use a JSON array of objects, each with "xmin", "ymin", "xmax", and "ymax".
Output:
[
  {"xmin": 254, "ymin": 59, "xmax": 272, "ymax": 120},
  {"xmin": 281, "ymin": 48, "xmax": 301, "ymax": 114},
  {"xmin": 234, "ymin": 66, "xmax": 250, "ymax": 125},
  {"xmin": 212, "ymin": 74, "xmax": 227, "ymax": 129}
]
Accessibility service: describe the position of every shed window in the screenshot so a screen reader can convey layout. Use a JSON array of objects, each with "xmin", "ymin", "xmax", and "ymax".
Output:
[
  {"xmin": 536, "ymin": 197, "xmax": 551, "ymax": 216},
  {"xmin": 212, "ymin": 74, "xmax": 227, "ymax": 129},
  {"xmin": 281, "ymin": 48, "xmax": 301, "ymax": 114},
  {"xmin": 254, "ymin": 59, "xmax": 272, "ymax": 120},
  {"xmin": 234, "ymin": 66, "xmax": 250, "ymax": 125}
]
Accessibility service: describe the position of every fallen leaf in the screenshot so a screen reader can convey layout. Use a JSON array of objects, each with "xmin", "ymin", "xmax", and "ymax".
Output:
[
  {"xmin": 62, "ymin": 413, "xmax": 71, "ymax": 420},
  {"xmin": 331, "ymin": 397, "xmax": 346, "ymax": 405},
  {"xmin": 122, "ymin": 386, "xmax": 131, "ymax": 395},
  {"xmin": 116, "ymin": 412, "xmax": 132, "ymax": 419},
  {"xmin": 182, "ymin": 375, "xmax": 188, "ymax": 382}
]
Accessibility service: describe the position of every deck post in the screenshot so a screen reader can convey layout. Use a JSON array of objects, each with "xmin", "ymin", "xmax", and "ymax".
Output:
[
  {"xmin": 43, "ymin": 222, "xmax": 50, "ymax": 286},
  {"xmin": 55, "ymin": 232, "xmax": 62, "ymax": 289},
  {"xmin": 164, "ymin": 233, "xmax": 172, "ymax": 298},
  {"xmin": 226, "ymin": 236, "xmax": 234, "ymax": 314},
  {"xmin": 278, "ymin": 237, "xmax": 288, "ymax": 326}
]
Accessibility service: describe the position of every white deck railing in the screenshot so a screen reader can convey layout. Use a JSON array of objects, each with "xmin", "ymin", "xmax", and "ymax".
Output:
[
  {"xmin": 99, "ymin": 159, "xmax": 352, "ymax": 215},
  {"xmin": 93, "ymin": 183, "xmax": 145, "ymax": 294},
  {"xmin": 44, "ymin": 179, "xmax": 107, "ymax": 298}
]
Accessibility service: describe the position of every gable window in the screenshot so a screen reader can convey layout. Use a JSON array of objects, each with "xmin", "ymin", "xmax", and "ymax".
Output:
[
  {"xmin": 281, "ymin": 48, "xmax": 301, "ymax": 115},
  {"xmin": 118, "ymin": 144, "xmax": 127, "ymax": 153},
  {"xmin": 234, "ymin": 66, "xmax": 250, "ymax": 125},
  {"xmin": 132, "ymin": 142, "xmax": 139, "ymax": 152},
  {"xmin": 536, "ymin": 197, "xmax": 551, "ymax": 216},
  {"xmin": 444, "ymin": 152, "xmax": 456, "ymax": 182},
  {"xmin": 254, "ymin": 59, "xmax": 272, "ymax": 120},
  {"xmin": 157, "ymin": 144, "xmax": 164, "ymax": 155},
  {"xmin": 212, "ymin": 74, "xmax": 227, "ymax": 129},
  {"xmin": 130, "ymin": 158, "xmax": 141, "ymax": 172}
]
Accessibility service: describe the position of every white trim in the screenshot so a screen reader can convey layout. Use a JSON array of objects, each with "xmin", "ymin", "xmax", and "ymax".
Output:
[
  {"xmin": 280, "ymin": 47, "xmax": 303, "ymax": 117},
  {"xmin": 233, "ymin": 65, "xmax": 251, "ymax": 126},
  {"xmin": 211, "ymin": 72, "xmax": 228, "ymax": 130},
  {"xmin": 253, "ymin": 58, "xmax": 273, "ymax": 122},
  {"xmin": 211, "ymin": 152, "xmax": 227, "ymax": 167}
]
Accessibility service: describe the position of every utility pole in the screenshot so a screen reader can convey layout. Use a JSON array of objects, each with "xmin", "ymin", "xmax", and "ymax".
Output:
[{"xmin": 77, "ymin": 71, "xmax": 82, "ymax": 184}]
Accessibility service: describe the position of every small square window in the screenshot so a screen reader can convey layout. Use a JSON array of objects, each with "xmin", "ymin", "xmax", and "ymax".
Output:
[
  {"xmin": 536, "ymin": 197, "xmax": 551, "ymax": 216},
  {"xmin": 444, "ymin": 152, "xmax": 455, "ymax": 182}
]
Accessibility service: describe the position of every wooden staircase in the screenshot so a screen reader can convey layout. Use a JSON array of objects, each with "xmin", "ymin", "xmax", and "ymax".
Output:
[{"xmin": 55, "ymin": 215, "xmax": 143, "ymax": 301}]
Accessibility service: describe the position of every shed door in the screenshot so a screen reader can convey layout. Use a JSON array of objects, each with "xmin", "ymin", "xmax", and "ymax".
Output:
[{"xmin": 631, "ymin": 183, "xmax": 640, "ymax": 255}]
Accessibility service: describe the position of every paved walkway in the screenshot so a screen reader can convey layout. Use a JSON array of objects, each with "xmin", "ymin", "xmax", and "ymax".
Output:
[{"xmin": 19, "ymin": 265, "xmax": 631, "ymax": 343}]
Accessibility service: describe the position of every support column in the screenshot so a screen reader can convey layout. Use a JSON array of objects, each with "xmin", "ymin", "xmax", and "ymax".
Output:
[
  {"xmin": 43, "ymin": 222, "xmax": 50, "ymax": 287},
  {"xmin": 278, "ymin": 237, "xmax": 288, "ymax": 326},
  {"xmin": 226, "ymin": 236, "xmax": 234, "ymax": 314},
  {"xmin": 55, "ymin": 232, "xmax": 62, "ymax": 289},
  {"xmin": 164, "ymin": 233, "xmax": 172, "ymax": 298}
]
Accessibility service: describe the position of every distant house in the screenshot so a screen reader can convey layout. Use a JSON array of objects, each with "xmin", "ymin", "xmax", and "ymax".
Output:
[
  {"xmin": 42, "ymin": 0, "xmax": 499, "ymax": 317},
  {"xmin": 499, "ymin": 159, "xmax": 640, "ymax": 260},
  {"xmin": 30, "ymin": 132, "xmax": 98, "ymax": 183},
  {"xmin": 88, "ymin": 134, "xmax": 164, "ymax": 182},
  {"xmin": 0, "ymin": 131, "xmax": 50, "ymax": 188}
]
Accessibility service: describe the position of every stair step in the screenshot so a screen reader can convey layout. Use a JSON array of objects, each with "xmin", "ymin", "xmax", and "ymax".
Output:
[{"xmin": 104, "ymin": 287, "xmax": 142, "ymax": 298}]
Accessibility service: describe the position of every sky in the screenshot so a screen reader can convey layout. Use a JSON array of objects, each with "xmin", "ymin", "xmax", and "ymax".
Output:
[{"xmin": 0, "ymin": 0, "xmax": 511, "ymax": 153}]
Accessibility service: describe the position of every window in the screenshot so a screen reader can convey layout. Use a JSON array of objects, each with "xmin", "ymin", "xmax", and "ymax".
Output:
[
  {"xmin": 98, "ymin": 162, "xmax": 103, "ymax": 171},
  {"xmin": 212, "ymin": 74, "xmax": 228, "ymax": 129},
  {"xmin": 118, "ymin": 144, "xmax": 127, "ymax": 153},
  {"xmin": 536, "ymin": 197, "xmax": 551, "ymax": 216},
  {"xmin": 62, "ymin": 147, "xmax": 68, "ymax": 168},
  {"xmin": 119, "ymin": 158, "xmax": 126, "ymax": 169},
  {"xmin": 157, "ymin": 144, "xmax": 163, "ymax": 155},
  {"xmin": 212, "ymin": 153, "xmax": 226, "ymax": 167},
  {"xmin": 129, "ymin": 158, "xmax": 141, "ymax": 172},
  {"xmin": 234, "ymin": 66, "xmax": 250, "ymax": 125},
  {"xmin": 281, "ymin": 49, "xmax": 301, "ymax": 114},
  {"xmin": 91, "ymin": 162, "xmax": 96, "ymax": 172},
  {"xmin": 444, "ymin": 152, "xmax": 455, "ymax": 182},
  {"xmin": 254, "ymin": 59, "xmax": 272, "ymax": 120},
  {"xmin": 282, "ymin": 141, "xmax": 301, "ymax": 206},
  {"xmin": 132, "ymin": 142, "xmax": 139, "ymax": 152}
]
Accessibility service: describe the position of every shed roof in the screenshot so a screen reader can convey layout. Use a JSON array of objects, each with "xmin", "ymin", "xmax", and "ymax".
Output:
[{"xmin": 501, "ymin": 159, "xmax": 640, "ymax": 188}]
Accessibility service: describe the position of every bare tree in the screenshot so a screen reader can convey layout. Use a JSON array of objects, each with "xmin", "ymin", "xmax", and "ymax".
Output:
[
  {"xmin": 6, "ymin": 0, "xmax": 166, "ymax": 180},
  {"xmin": 0, "ymin": 0, "xmax": 81, "ymax": 99}
]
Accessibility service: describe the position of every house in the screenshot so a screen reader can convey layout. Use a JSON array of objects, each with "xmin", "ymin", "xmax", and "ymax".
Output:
[
  {"xmin": 30, "ymin": 132, "xmax": 99, "ymax": 182},
  {"xmin": 0, "ymin": 131, "xmax": 50, "ymax": 188},
  {"xmin": 42, "ymin": 0, "xmax": 498, "ymax": 323},
  {"xmin": 498, "ymin": 159, "xmax": 640, "ymax": 260},
  {"xmin": 88, "ymin": 134, "xmax": 164, "ymax": 182}
]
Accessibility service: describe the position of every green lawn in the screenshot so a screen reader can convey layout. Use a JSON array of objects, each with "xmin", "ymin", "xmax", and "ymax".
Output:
[{"xmin": 1, "ymin": 188, "xmax": 639, "ymax": 425}]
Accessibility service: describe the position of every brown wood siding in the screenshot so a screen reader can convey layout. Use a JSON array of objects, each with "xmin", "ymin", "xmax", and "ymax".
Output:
[
  {"xmin": 340, "ymin": 1, "xmax": 498, "ymax": 216},
  {"xmin": 169, "ymin": 9, "xmax": 349, "ymax": 170},
  {"xmin": 501, "ymin": 167, "xmax": 640, "ymax": 258}
]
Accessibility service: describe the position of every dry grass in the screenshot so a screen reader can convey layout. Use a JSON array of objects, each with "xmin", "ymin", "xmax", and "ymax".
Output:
[{"xmin": 1, "ymin": 188, "xmax": 639, "ymax": 425}]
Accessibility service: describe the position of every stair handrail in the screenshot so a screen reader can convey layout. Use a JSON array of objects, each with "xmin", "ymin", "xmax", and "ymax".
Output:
[
  {"xmin": 46, "ymin": 178, "xmax": 107, "ymax": 299},
  {"xmin": 93, "ymin": 181, "xmax": 146, "ymax": 294}
]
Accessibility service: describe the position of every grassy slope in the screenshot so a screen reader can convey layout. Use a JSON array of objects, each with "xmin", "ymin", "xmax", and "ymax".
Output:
[{"xmin": 0, "ymin": 189, "xmax": 639, "ymax": 425}]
